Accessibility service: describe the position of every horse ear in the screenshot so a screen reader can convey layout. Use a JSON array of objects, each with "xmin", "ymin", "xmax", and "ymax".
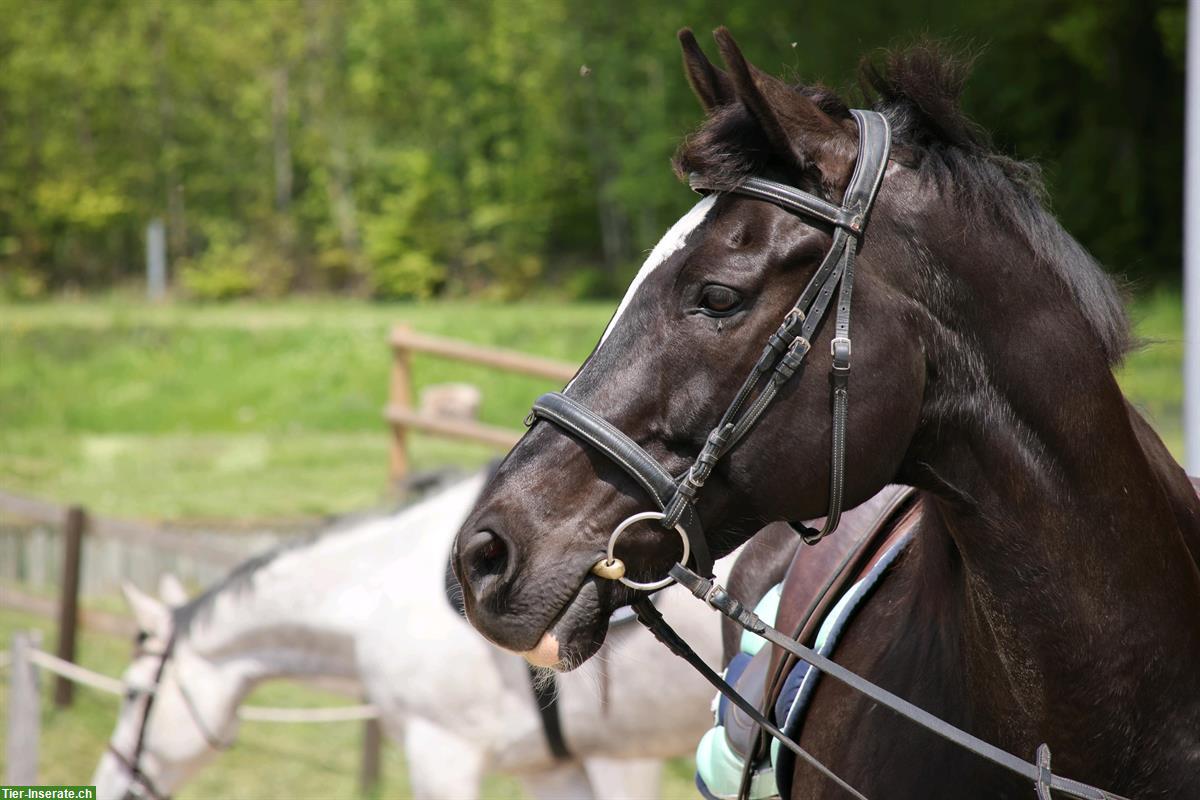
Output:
[
  {"xmin": 712, "ymin": 27, "xmax": 855, "ymax": 186},
  {"xmin": 679, "ymin": 28, "xmax": 734, "ymax": 113},
  {"xmin": 158, "ymin": 573, "xmax": 189, "ymax": 607},
  {"xmin": 122, "ymin": 581, "xmax": 172, "ymax": 637}
]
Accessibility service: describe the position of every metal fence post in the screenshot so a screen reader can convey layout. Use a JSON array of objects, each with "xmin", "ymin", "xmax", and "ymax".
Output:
[{"xmin": 6, "ymin": 630, "xmax": 42, "ymax": 784}]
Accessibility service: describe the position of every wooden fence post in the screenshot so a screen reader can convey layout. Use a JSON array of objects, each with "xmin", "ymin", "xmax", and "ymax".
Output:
[
  {"xmin": 6, "ymin": 630, "xmax": 42, "ymax": 784},
  {"xmin": 359, "ymin": 714, "xmax": 382, "ymax": 795},
  {"xmin": 388, "ymin": 324, "xmax": 413, "ymax": 483},
  {"xmin": 54, "ymin": 505, "xmax": 85, "ymax": 708}
]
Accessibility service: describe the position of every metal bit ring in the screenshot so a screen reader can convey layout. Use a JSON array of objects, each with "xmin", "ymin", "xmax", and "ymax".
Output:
[{"xmin": 593, "ymin": 511, "xmax": 690, "ymax": 591}]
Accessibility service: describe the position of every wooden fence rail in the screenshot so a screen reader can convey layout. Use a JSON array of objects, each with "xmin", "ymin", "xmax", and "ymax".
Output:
[{"xmin": 385, "ymin": 325, "xmax": 578, "ymax": 481}]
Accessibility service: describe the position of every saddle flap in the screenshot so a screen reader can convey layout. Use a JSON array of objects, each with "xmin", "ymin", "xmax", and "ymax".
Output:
[{"xmin": 763, "ymin": 485, "xmax": 918, "ymax": 729}]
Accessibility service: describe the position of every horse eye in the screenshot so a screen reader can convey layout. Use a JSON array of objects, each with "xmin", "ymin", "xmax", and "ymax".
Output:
[{"xmin": 699, "ymin": 285, "xmax": 742, "ymax": 315}]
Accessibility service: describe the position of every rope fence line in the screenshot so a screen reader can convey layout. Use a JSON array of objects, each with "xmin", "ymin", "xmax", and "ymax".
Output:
[
  {"xmin": 7, "ymin": 645, "xmax": 380, "ymax": 723},
  {"xmin": 28, "ymin": 649, "xmax": 123, "ymax": 695}
]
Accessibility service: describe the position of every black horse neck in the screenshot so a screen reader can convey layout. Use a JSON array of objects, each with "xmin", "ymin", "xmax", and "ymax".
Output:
[{"xmin": 894, "ymin": 236, "xmax": 1200, "ymax": 787}]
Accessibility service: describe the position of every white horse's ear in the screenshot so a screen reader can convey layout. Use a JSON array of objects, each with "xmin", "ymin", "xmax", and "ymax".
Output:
[
  {"xmin": 122, "ymin": 581, "xmax": 172, "ymax": 637},
  {"xmin": 158, "ymin": 574, "xmax": 189, "ymax": 607}
]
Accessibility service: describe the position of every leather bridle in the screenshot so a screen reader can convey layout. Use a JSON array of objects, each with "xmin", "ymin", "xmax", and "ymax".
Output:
[
  {"xmin": 528, "ymin": 108, "xmax": 891, "ymax": 583},
  {"xmin": 522, "ymin": 109, "xmax": 1128, "ymax": 799},
  {"xmin": 108, "ymin": 633, "xmax": 232, "ymax": 800}
]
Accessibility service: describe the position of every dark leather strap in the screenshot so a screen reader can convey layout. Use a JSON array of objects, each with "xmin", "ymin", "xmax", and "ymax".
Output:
[
  {"xmin": 111, "ymin": 633, "xmax": 178, "ymax": 800},
  {"xmin": 691, "ymin": 175, "xmax": 863, "ymax": 233},
  {"xmin": 528, "ymin": 110, "xmax": 892, "ymax": 577},
  {"xmin": 106, "ymin": 744, "xmax": 172, "ymax": 800},
  {"xmin": 841, "ymin": 110, "xmax": 891, "ymax": 220},
  {"xmin": 529, "ymin": 392, "xmax": 713, "ymax": 577},
  {"xmin": 177, "ymin": 674, "xmax": 233, "ymax": 752},
  {"xmin": 665, "ymin": 565, "xmax": 1128, "ymax": 800},
  {"xmin": 668, "ymin": 110, "xmax": 891, "ymax": 547},
  {"xmin": 527, "ymin": 664, "xmax": 571, "ymax": 761}
]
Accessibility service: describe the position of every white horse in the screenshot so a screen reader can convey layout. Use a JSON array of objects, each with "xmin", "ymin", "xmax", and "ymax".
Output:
[{"xmin": 92, "ymin": 473, "xmax": 724, "ymax": 800}]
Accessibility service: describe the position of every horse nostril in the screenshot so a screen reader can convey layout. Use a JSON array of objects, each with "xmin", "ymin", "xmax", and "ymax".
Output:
[{"xmin": 462, "ymin": 530, "xmax": 511, "ymax": 593}]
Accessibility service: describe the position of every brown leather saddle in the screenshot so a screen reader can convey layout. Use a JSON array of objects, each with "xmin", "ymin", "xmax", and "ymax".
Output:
[{"xmin": 767, "ymin": 486, "xmax": 920, "ymax": 708}]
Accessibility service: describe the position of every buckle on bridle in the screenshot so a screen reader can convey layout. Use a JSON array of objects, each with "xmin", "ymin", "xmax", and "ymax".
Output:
[
  {"xmin": 831, "ymin": 337, "xmax": 851, "ymax": 371},
  {"xmin": 782, "ymin": 308, "xmax": 806, "ymax": 332},
  {"xmin": 772, "ymin": 336, "xmax": 811, "ymax": 383}
]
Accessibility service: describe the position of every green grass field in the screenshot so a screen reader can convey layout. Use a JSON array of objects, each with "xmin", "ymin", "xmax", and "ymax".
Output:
[{"xmin": 0, "ymin": 298, "xmax": 614, "ymax": 521}]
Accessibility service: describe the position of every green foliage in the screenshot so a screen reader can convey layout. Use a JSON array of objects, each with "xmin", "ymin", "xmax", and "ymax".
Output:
[
  {"xmin": 0, "ymin": 0, "xmax": 1187, "ymax": 297},
  {"xmin": 178, "ymin": 217, "xmax": 306, "ymax": 300},
  {"xmin": 360, "ymin": 150, "xmax": 449, "ymax": 298},
  {"xmin": 178, "ymin": 241, "xmax": 266, "ymax": 301},
  {"xmin": 0, "ymin": 264, "xmax": 48, "ymax": 301}
]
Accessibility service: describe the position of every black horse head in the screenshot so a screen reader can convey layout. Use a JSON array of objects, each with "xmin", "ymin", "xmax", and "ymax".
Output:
[{"xmin": 452, "ymin": 28, "xmax": 1130, "ymax": 669}]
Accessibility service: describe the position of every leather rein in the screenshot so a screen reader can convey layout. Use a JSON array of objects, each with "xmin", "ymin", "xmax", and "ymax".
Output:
[
  {"xmin": 108, "ymin": 632, "xmax": 232, "ymax": 800},
  {"xmin": 523, "ymin": 110, "xmax": 1127, "ymax": 799}
]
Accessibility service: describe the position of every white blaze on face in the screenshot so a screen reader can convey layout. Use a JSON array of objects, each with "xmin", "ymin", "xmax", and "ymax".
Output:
[
  {"xmin": 599, "ymin": 194, "xmax": 718, "ymax": 346},
  {"xmin": 567, "ymin": 195, "xmax": 717, "ymax": 391}
]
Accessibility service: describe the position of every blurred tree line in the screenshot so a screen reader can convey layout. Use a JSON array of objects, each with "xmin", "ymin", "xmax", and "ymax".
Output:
[{"xmin": 0, "ymin": 0, "xmax": 1185, "ymax": 300}]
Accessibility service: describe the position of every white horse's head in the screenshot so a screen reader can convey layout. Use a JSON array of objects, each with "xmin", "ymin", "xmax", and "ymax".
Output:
[{"xmin": 93, "ymin": 581, "xmax": 239, "ymax": 800}]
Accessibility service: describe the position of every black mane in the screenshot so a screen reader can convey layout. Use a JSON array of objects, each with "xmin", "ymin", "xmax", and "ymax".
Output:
[{"xmin": 673, "ymin": 43, "xmax": 1131, "ymax": 365}]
